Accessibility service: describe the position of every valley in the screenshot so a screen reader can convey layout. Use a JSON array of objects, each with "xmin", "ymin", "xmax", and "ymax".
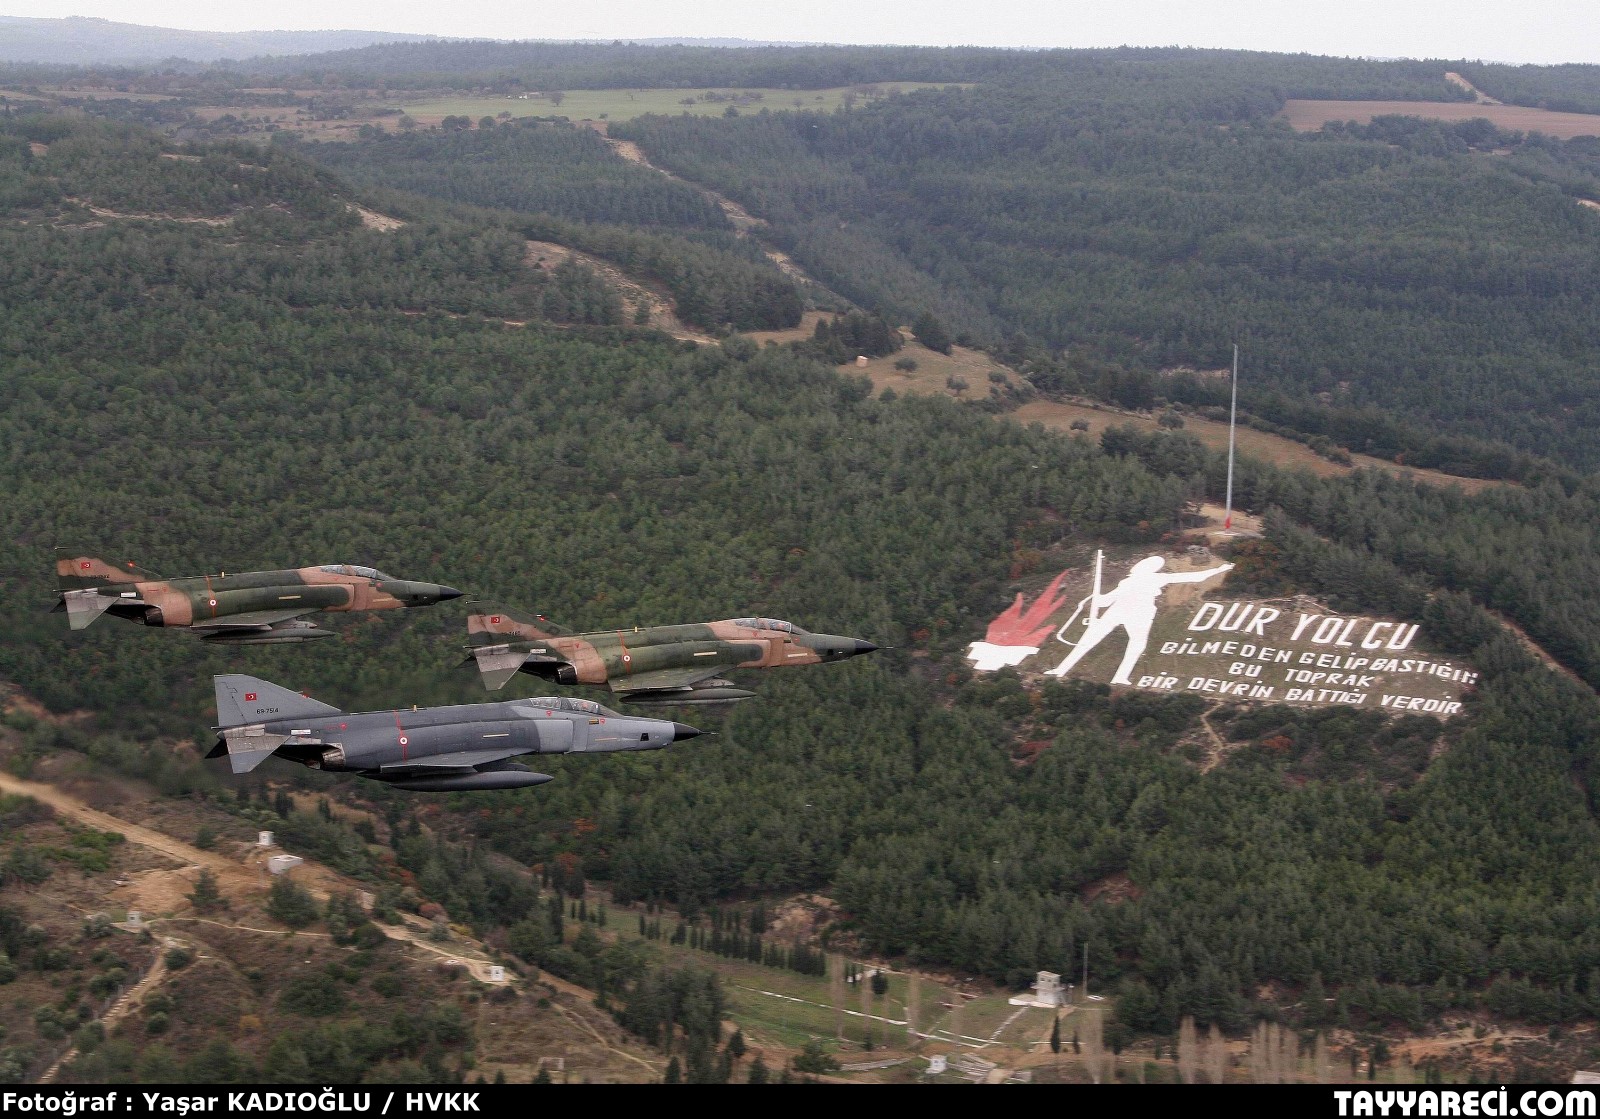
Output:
[{"xmin": 4, "ymin": 36, "xmax": 1600, "ymax": 1087}]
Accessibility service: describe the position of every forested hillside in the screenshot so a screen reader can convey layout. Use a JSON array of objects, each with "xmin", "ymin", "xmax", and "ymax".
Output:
[
  {"xmin": 1459, "ymin": 62, "xmax": 1600, "ymax": 115},
  {"xmin": 311, "ymin": 123, "xmax": 730, "ymax": 231},
  {"xmin": 213, "ymin": 44, "xmax": 1470, "ymax": 101},
  {"xmin": 611, "ymin": 67, "xmax": 1600, "ymax": 467},
  {"xmin": 6, "ymin": 42, "xmax": 1600, "ymax": 1079},
  {"xmin": 305, "ymin": 121, "xmax": 807, "ymax": 330}
]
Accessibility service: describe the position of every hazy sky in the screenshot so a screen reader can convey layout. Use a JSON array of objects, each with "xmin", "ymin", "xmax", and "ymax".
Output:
[{"xmin": 5, "ymin": 0, "xmax": 1599, "ymax": 65}]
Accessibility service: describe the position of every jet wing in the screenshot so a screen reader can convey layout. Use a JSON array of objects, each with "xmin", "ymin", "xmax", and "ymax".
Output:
[
  {"xmin": 377, "ymin": 747, "xmax": 527, "ymax": 776},
  {"xmin": 611, "ymin": 665, "xmax": 730, "ymax": 696},
  {"xmin": 189, "ymin": 607, "xmax": 319, "ymax": 632}
]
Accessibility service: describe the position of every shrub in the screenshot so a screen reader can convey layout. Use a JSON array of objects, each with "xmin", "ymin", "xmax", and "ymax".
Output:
[
  {"xmin": 793, "ymin": 1039, "xmax": 840, "ymax": 1074},
  {"xmin": 266, "ymin": 876, "xmax": 319, "ymax": 929},
  {"xmin": 277, "ymin": 974, "xmax": 347, "ymax": 1017},
  {"xmin": 33, "ymin": 1006, "xmax": 68, "ymax": 1040}
]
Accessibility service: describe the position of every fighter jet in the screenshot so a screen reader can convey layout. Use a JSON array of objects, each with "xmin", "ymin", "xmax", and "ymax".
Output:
[
  {"xmin": 207, "ymin": 673, "xmax": 702, "ymax": 791},
  {"xmin": 53, "ymin": 549, "xmax": 463, "ymax": 644},
  {"xmin": 464, "ymin": 605, "xmax": 879, "ymax": 704}
]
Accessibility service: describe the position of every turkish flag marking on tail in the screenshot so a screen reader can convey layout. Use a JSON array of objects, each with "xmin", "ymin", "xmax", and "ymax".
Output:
[
  {"xmin": 80, "ymin": 561, "xmax": 91, "ymax": 570},
  {"xmin": 244, "ymin": 693, "xmax": 257, "ymax": 702},
  {"xmin": 490, "ymin": 615, "xmax": 501, "ymax": 624}
]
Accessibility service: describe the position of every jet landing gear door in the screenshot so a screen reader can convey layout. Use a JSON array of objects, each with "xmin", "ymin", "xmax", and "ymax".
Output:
[{"xmin": 536, "ymin": 718, "xmax": 576, "ymax": 754}]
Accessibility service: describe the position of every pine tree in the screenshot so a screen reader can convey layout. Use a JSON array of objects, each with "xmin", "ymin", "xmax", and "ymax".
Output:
[
  {"xmin": 912, "ymin": 311, "xmax": 953, "ymax": 355},
  {"xmin": 664, "ymin": 1056, "xmax": 682, "ymax": 1084},
  {"xmin": 187, "ymin": 868, "xmax": 225, "ymax": 914}
]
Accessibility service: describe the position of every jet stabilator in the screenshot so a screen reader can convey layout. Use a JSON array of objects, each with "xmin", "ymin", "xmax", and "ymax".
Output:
[
  {"xmin": 206, "ymin": 674, "xmax": 702, "ymax": 791},
  {"xmin": 53, "ymin": 549, "xmax": 462, "ymax": 644}
]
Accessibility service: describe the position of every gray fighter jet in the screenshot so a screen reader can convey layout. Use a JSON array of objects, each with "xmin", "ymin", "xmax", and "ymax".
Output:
[{"xmin": 206, "ymin": 674, "xmax": 702, "ymax": 791}]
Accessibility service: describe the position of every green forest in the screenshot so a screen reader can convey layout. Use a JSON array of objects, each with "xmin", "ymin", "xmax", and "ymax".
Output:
[
  {"xmin": 4, "ymin": 39, "xmax": 1600, "ymax": 1082},
  {"xmin": 611, "ymin": 77, "xmax": 1600, "ymax": 468}
]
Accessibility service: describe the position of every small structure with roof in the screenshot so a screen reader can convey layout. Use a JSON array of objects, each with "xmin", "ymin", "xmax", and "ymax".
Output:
[{"xmin": 1009, "ymin": 970, "xmax": 1064, "ymax": 1008}]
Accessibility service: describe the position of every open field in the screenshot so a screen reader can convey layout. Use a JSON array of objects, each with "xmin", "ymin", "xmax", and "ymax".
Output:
[
  {"xmin": 743, "ymin": 319, "xmax": 1498, "ymax": 493},
  {"xmin": 164, "ymin": 82, "xmax": 965, "ymax": 141},
  {"xmin": 1281, "ymin": 99, "xmax": 1600, "ymax": 139},
  {"xmin": 861, "ymin": 343, "xmax": 1022, "ymax": 405},
  {"xmin": 1010, "ymin": 399, "xmax": 1501, "ymax": 493},
  {"xmin": 742, "ymin": 316, "xmax": 1022, "ymax": 403},
  {"xmin": 397, "ymin": 82, "xmax": 963, "ymax": 128},
  {"xmin": 592, "ymin": 894, "xmax": 1054, "ymax": 1078},
  {"xmin": 34, "ymin": 88, "xmax": 178, "ymax": 102}
]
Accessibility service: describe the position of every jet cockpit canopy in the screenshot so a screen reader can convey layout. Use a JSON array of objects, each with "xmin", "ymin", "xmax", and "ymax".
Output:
[
  {"xmin": 318, "ymin": 564, "xmax": 396, "ymax": 581},
  {"xmin": 730, "ymin": 618, "xmax": 809, "ymax": 634},
  {"xmin": 524, "ymin": 696, "xmax": 623, "ymax": 718}
]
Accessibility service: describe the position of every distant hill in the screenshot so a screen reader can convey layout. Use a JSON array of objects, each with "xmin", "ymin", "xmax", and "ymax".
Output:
[{"xmin": 0, "ymin": 15, "xmax": 448, "ymax": 64}]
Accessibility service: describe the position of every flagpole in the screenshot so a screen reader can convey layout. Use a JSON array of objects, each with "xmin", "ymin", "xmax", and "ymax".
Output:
[
  {"xmin": 1224, "ymin": 344, "xmax": 1238, "ymax": 532},
  {"xmin": 1089, "ymin": 549, "xmax": 1102, "ymax": 626}
]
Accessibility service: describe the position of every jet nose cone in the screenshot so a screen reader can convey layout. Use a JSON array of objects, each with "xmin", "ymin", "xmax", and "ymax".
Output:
[
  {"xmin": 671, "ymin": 722, "xmax": 704, "ymax": 742},
  {"xmin": 853, "ymin": 640, "xmax": 880, "ymax": 655},
  {"xmin": 437, "ymin": 586, "xmax": 466, "ymax": 602}
]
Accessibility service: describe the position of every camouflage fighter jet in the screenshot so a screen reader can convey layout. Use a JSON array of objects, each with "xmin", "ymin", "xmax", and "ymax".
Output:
[
  {"xmin": 464, "ymin": 605, "xmax": 879, "ymax": 704},
  {"xmin": 54, "ymin": 549, "xmax": 463, "ymax": 644},
  {"xmin": 207, "ymin": 673, "xmax": 702, "ymax": 791}
]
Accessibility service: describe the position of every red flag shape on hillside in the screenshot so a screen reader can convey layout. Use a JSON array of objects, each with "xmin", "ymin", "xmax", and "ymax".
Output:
[{"xmin": 984, "ymin": 570, "xmax": 1072, "ymax": 648}]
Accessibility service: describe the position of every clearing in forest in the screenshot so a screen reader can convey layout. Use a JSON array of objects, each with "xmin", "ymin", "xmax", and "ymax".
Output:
[
  {"xmin": 397, "ymin": 83, "xmax": 963, "ymax": 128},
  {"xmin": 1280, "ymin": 99, "xmax": 1600, "ymax": 139},
  {"xmin": 859, "ymin": 341, "xmax": 1021, "ymax": 402},
  {"xmin": 1009, "ymin": 399, "xmax": 1501, "ymax": 493},
  {"xmin": 742, "ymin": 315, "xmax": 1018, "ymax": 399}
]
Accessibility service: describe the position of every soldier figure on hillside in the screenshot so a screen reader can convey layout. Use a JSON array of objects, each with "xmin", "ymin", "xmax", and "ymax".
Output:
[{"xmin": 1045, "ymin": 556, "xmax": 1233, "ymax": 685}]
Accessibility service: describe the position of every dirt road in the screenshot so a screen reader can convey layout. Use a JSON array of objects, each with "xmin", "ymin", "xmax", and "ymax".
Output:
[
  {"xmin": 0, "ymin": 770, "xmax": 508, "ymax": 984},
  {"xmin": 598, "ymin": 134, "xmax": 841, "ymax": 296}
]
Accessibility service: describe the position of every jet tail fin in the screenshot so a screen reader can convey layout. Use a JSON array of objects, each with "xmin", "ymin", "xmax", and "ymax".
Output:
[
  {"xmin": 213, "ymin": 674, "xmax": 342, "ymax": 729},
  {"xmin": 55, "ymin": 548, "xmax": 160, "ymax": 592},
  {"xmin": 466, "ymin": 604, "xmax": 568, "ymax": 643}
]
